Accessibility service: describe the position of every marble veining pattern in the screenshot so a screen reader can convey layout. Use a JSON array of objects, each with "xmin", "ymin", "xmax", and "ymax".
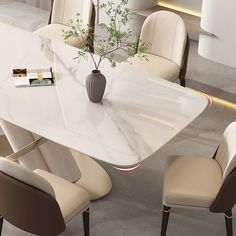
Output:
[{"xmin": 0, "ymin": 26, "xmax": 209, "ymax": 167}]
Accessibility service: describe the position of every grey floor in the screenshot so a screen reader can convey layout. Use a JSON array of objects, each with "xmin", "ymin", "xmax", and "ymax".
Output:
[
  {"xmin": 1, "ymin": 2, "xmax": 236, "ymax": 236},
  {"xmin": 0, "ymin": 0, "xmax": 48, "ymax": 31}
]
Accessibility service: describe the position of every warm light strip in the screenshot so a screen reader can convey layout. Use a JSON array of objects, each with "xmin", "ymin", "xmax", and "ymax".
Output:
[
  {"xmin": 113, "ymin": 163, "xmax": 141, "ymax": 172},
  {"xmin": 211, "ymin": 96, "xmax": 236, "ymax": 110},
  {"xmin": 158, "ymin": 2, "xmax": 201, "ymax": 17},
  {"xmin": 186, "ymin": 88, "xmax": 212, "ymax": 108},
  {"xmin": 204, "ymin": 93, "xmax": 213, "ymax": 107},
  {"xmin": 191, "ymin": 88, "xmax": 236, "ymax": 110}
]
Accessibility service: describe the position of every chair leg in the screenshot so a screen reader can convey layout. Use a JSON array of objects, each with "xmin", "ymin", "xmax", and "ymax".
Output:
[
  {"xmin": 83, "ymin": 208, "xmax": 90, "ymax": 236},
  {"xmin": 180, "ymin": 78, "xmax": 186, "ymax": 87},
  {"xmin": 224, "ymin": 210, "xmax": 233, "ymax": 236},
  {"xmin": 0, "ymin": 216, "xmax": 3, "ymax": 235},
  {"xmin": 161, "ymin": 205, "xmax": 172, "ymax": 236}
]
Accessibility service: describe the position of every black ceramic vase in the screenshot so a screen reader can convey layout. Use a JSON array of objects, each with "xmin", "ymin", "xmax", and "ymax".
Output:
[{"xmin": 86, "ymin": 70, "xmax": 106, "ymax": 103}]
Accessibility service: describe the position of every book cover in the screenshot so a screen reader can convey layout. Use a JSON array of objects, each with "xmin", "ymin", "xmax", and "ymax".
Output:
[{"xmin": 13, "ymin": 67, "xmax": 54, "ymax": 87}]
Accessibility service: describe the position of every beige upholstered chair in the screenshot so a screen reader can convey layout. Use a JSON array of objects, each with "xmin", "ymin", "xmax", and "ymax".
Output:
[
  {"xmin": 35, "ymin": 0, "xmax": 95, "ymax": 48},
  {"xmin": 161, "ymin": 121, "xmax": 236, "ymax": 236},
  {"xmin": 0, "ymin": 157, "xmax": 90, "ymax": 235},
  {"xmin": 129, "ymin": 11, "xmax": 189, "ymax": 87}
]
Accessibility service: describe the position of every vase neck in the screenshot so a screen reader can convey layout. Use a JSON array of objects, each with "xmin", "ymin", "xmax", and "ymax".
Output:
[{"xmin": 92, "ymin": 69, "xmax": 101, "ymax": 75}]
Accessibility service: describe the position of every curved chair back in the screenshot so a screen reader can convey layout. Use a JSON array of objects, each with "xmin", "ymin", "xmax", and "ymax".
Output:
[
  {"xmin": 139, "ymin": 11, "xmax": 187, "ymax": 67},
  {"xmin": 0, "ymin": 157, "xmax": 65, "ymax": 235},
  {"xmin": 215, "ymin": 122, "xmax": 236, "ymax": 179},
  {"xmin": 210, "ymin": 122, "xmax": 236, "ymax": 213},
  {"xmin": 51, "ymin": 0, "xmax": 93, "ymax": 26}
]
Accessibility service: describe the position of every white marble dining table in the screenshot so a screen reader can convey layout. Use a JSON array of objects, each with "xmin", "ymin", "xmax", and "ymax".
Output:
[{"xmin": 0, "ymin": 25, "xmax": 209, "ymax": 169}]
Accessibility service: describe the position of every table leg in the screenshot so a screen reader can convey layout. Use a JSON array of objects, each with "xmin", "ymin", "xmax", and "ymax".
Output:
[
  {"xmin": 0, "ymin": 120, "xmax": 112, "ymax": 200},
  {"xmin": 71, "ymin": 149, "xmax": 112, "ymax": 200}
]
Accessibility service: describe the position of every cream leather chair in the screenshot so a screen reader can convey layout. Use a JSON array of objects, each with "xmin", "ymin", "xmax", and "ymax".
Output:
[
  {"xmin": 0, "ymin": 157, "xmax": 90, "ymax": 235},
  {"xmin": 129, "ymin": 11, "xmax": 189, "ymax": 87},
  {"xmin": 161, "ymin": 121, "xmax": 236, "ymax": 236},
  {"xmin": 35, "ymin": 0, "xmax": 95, "ymax": 48}
]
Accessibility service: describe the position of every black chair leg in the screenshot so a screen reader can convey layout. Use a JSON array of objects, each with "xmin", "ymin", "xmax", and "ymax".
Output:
[
  {"xmin": 225, "ymin": 210, "xmax": 233, "ymax": 236},
  {"xmin": 161, "ymin": 205, "xmax": 172, "ymax": 236},
  {"xmin": 83, "ymin": 208, "xmax": 90, "ymax": 236},
  {"xmin": 180, "ymin": 78, "xmax": 186, "ymax": 87},
  {"xmin": 0, "ymin": 216, "xmax": 3, "ymax": 235}
]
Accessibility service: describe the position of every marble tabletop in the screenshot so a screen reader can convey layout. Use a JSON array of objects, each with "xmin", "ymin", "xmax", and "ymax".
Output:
[{"xmin": 0, "ymin": 26, "xmax": 209, "ymax": 167}]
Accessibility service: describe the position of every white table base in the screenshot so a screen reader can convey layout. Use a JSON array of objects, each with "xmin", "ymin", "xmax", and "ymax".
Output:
[{"xmin": 0, "ymin": 120, "xmax": 112, "ymax": 200}]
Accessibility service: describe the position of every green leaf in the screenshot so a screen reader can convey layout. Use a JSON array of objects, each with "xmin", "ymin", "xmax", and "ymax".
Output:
[{"xmin": 63, "ymin": 0, "xmax": 151, "ymax": 71}]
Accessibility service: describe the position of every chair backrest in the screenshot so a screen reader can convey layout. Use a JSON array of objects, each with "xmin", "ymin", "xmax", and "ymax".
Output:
[
  {"xmin": 0, "ymin": 157, "xmax": 65, "ymax": 235},
  {"xmin": 210, "ymin": 122, "xmax": 236, "ymax": 213},
  {"xmin": 139, "ymin": 11, "xmax": 187, "ymax": 67},
  {"xmin": 51, "ymin": 0, "xmax": 93, "ymax": 27},
  {"xmin": 215, "ymin": 122, "xmax": 236, "ymax": 179}
]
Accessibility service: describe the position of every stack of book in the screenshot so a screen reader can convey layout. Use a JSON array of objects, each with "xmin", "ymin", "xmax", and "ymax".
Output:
[{"xmin": 13, "ymin": 67, "xmax": 54, "ymax": 87}]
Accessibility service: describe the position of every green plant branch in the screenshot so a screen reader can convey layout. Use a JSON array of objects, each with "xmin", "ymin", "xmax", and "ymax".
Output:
[{"xmin": 63, "ymin": 0, "xmax": 150, "ymax": 71}]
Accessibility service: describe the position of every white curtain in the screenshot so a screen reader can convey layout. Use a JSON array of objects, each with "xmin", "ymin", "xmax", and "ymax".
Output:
[{"xmin": 24, "ymin": 0, "xmax": 51, "ymax": 10}]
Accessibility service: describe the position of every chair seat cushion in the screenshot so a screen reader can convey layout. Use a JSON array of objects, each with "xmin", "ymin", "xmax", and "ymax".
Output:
[
  {"xmin": 34, "ymin": 23, "xmax": 86, "ymax": 48},
  {"xmin": 34, "ymin": 169, "xmax": 90, "ymax": 223},
  {"xmin": 163, "ymin": 156, "xmax": 223, "ymax": 208},
  {"xmin": 129, "ymin": 53, "xmax": 180, "ymax": 81}
]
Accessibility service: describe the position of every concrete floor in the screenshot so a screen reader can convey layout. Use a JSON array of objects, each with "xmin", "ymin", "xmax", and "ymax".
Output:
[{"xmin": 1, "ymin": 2, "xmax": 236, "ymax": 236}]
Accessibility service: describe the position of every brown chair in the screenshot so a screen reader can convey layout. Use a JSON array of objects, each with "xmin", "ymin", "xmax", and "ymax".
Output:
[
  {"xmin": 128, "ymin": 11, "xmax": 189, "ymax": 87},
  {"xmin": 161, "ymin": 121, "xmax": 236, "ymax": 236},
  {"xmin": 0, "ymin": 156, "xmax": 90, "ymax": 235}
]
